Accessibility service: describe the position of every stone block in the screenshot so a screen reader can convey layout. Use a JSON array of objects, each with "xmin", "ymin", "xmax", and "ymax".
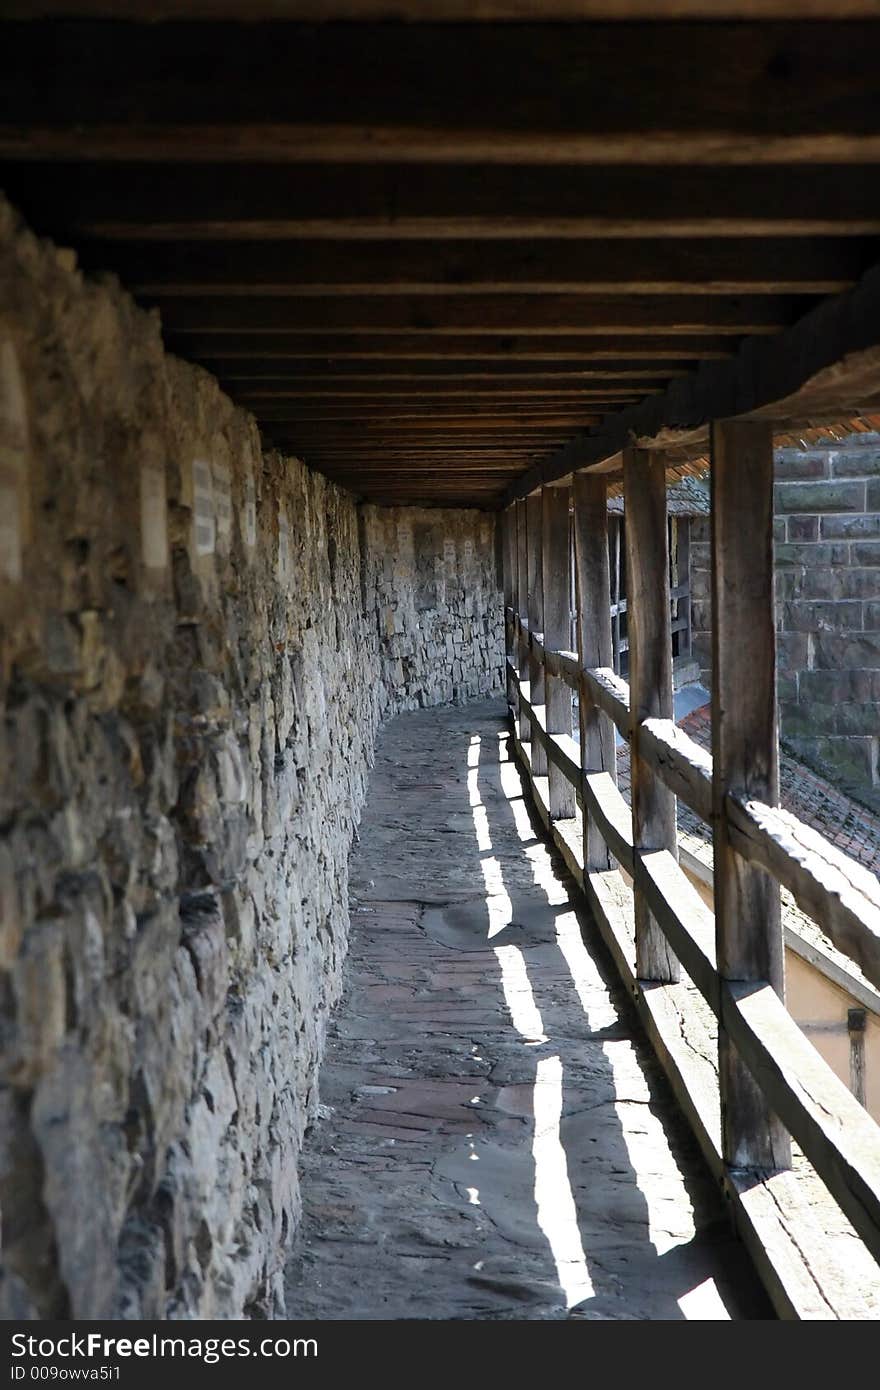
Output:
[
  {"xmin": 774, "ymin": 479, "xmax": 865, "ymax": 514},
  {"xmin": 834, "ymin": 702, "xmax": 880, "ymax": 736},
  {"xmin": 781, "ymin": 600, "xmax": 862, "ymax": 633},
  {"xmin": 853, "ymin": 542, "xmax": 880, "ymax": 566},
  {"xmin": 777, "ymin": 631, "xmax": 809, "ymax": 672},
  {"xmin": 831, "ymin": 451, "xmax": 880, "ymax": 477},
  {"xmin": 813, "ymin": 631, "xmax": 880, "ymax": 669},
  {"xmin": 786, "ymin": 514, "xmax": 819, "ymax": 541},
  {"xmin": 775, "ymin": 542, "xmax": 849, "ymax": 567},
  {"xmin": 780, "ymin": 700, "xmax": 836, "ymax": 736},
  {"xmin": 821, "ymin": 512, "xmax": 880, "ymax": 539},
  {"xmin": 774, "ymin": 451, "xmax": 829, "ymax": 480}
]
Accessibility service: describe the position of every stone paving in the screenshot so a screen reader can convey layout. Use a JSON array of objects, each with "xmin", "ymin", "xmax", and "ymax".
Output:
[{"xmin": 284, "ymin": 699, "xmax": 771, "ymax": 1320}]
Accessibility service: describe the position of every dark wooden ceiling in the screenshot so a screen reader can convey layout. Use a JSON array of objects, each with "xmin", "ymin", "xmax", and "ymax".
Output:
[{"xmin": 3, "ymin": 8, "xmax": 880, "ymax": 507}]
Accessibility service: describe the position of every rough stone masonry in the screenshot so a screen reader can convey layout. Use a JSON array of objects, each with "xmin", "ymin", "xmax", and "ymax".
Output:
[
  {"xmin": 689, "ymin": 437, "xmax": 880, "ymax": 811},
  {"xmin": 0, "ymin": 196, "xmax": 503, "ymax": 1320}
]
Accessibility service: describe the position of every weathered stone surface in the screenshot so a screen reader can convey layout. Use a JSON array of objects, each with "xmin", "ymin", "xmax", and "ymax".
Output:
[
  {"xmin": 774, "ymin": 451, "xmax": 829, "ymax": 481},
  {"xmin": 0, "ymin": 196, "xmax": 503, "ymax": 1319},
  {"xmin": 285, "ymin": 702, "xmax": 770, "ymax": 1321},
  {"xmin": 775, "ymin": 480, "xmax": 866, "ymax": 515},
  {"xmin": 821, "ymin": 512, "xmax": 880, "ymax": 539}
]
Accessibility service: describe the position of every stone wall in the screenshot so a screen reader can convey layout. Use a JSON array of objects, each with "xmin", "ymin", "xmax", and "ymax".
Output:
[
  {"xmin": 688, "ymin": 439, "xmax": 880, "ymax": 809},
  {"xmin": 774, "ymin": 438, "xmax": 880, "ymax": 808},
  {"xmin": 0, "ymin": 198, "xmax": 503, "ymax": 1320},
  {"xmin": 362, "ymin": 506, "xmax": 503, "ymax": 713}
]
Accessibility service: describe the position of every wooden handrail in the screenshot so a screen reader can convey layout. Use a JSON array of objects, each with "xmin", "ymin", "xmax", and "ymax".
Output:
[{"xmin": 506, "ymin": 652, "xmax": 880, "ymax": 1275}]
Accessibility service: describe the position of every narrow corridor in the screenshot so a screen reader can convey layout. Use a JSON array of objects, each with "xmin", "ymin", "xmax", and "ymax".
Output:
[{"xmin": 285, "ymin": 700, "xmax": 771, "ymax": 1320}]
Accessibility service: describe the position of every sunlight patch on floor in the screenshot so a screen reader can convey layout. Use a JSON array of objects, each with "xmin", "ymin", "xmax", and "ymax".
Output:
[
  {"xmin": 602, "ymin": 1039, "xmax": 697, "ymax": 1257},
  {"xmin": 533, "ymin": 1054, "xmax": 595, "ymax": 1309}
]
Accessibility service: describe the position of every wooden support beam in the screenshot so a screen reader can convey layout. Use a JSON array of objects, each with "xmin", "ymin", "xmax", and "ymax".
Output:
[
  {"xmin": 11, "ymin": 6, "xmax": 880, "ymax": 25},
  {"xmin": 7, "ymin": 163, "xmax": 880, "ymax": 242},
  {"xmin": 216, "ymin": 361, "xmax": 687, "ymax": 380},
  {"xmin": 6, "ymin": 22, "xmax": 880, "ymax": 167},
  {"xmin": 623, "ymin": 447, "xmax": 679, "ymax": 984},
  {"xmin": 711, "ymin": 417, "xmax": 791, "ymax": 1172},
  {"xmin": 505, "ymin": 257, "xmax": 880, "ymax": 504},
  {"xmin": 138, "ymin": 292, "xmax": 809, "ymax": 336},
  {"xmin": 526, "ymin": 494, "xmax": 547, "ymax": 775},
  {"xmin": 515, "ymin": 500, "xmax": 530, "ymax": 745},
  {"xmin": 83, "ymin": 238, "xmax": 868, "ymax": 296},
  {"xmin": 541, "ymin": 484, "xmax": 576, "ymax": 820},
  {"xmin": 171, "ymin": 334, "xmax": 739, "ymax": 361},
  {"xmin": 572, "ymin": 471, "xmax": 617, "ymax": 870},
  {"xmin": 503, "ymin": 508, "xmax": 517, "ymax": 716}
]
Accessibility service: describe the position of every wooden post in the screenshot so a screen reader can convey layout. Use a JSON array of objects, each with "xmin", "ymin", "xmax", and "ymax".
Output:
[
  {"xmin": 516, "ymin": 498, "xmax": 530, "ymax": 745},
  {"xmin": 711, "ymin": 418, "xmax": 790, "ymax": 1170},
  {"xmin": 611, "ymin": 519, "xmax": 622, "ymax": 674},
  {"xmin": 527, "ymin": 491, "xmax": 548, "ymax": 776},
  {"xmin": 542, "ymin": 483, "xmax": 576, "ymax": 819},
  {"xmin": 572, "ymin": 471, "xmax": 617, "ymax": 870},
  {"xmin": 502, "ymin": 506, "xmax": 516, "ymax": 716},
  {"xmin": 623, "ymin": 447, "xmax": 679, "ymax": 983},
  {"xmin": 849, "ymin": 1007, "xmax": 867, "ymax": 1108}
]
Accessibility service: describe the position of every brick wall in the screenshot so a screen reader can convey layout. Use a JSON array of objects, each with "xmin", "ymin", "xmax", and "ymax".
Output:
[
  {"xmin": 775, "ymin": 437, "xmax": 880, "ymax": 808},
  {"xmin": 689, "ymin": 439, "xmax": 880, "ymax": 811}
]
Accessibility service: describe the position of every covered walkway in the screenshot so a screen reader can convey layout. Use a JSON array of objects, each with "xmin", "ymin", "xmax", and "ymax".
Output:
[{"xmin": 285, "ymin": 701, "xmax": 768, "ymax": 1320}]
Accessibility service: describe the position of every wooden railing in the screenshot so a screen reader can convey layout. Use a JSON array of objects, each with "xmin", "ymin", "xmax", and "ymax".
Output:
[{"xmin": 501, "ymin": 433, "xmax": 880, "ymax": 1317}]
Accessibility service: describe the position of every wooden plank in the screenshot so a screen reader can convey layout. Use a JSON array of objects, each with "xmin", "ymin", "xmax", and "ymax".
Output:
[
  {"xmin": 508, "ymin": 717, "xmax": 880, "ymax": 1320},
  {"xmin": 170, "ymin": 333, "xmax": 739, "ymax": 360},
  {"xmin": 726, "ymin": 795, "xmax": 880, "ymax": 994},
  {"xmin": 239, "ymin": 379, "xmax": 662, "ymax": 396},
  {"xmin": 572, "ymin": 470, "xmax": 617, "ymax": 870},
  {"xmin": 722, "ymin": 980, "xmax": 880, "ymax": 1267},
  {"xmin": 541, "ymin": 484, "xmax": 575, "ymax": 819},
  {"xmin": 7, "ymin": 22, "xmax": 880, "ymax": 166},
  {"xmin": 82, "ymin": 238, "xmax": 869, "ymax": 295},
  {"xmin": 505, "ymin": 257, "xmax": 880, "ymax": 505},
  {"xmin": 8, "ymin": 163, "xmax": 880, "ymax": 242},
  {"xmin": 515, "ymin": 501, "xmax": 530, "ymax": 745},
  {"xmin": 12, "ymin": 4, "xmax": 880, "ymax": 22},
  {"xmin": 503, "ymin": 508, "xmax": 517, "ymax": 716},
  {"xmin": 636, "ymin": 849, "xmax": 719, "ymax": 1013},
  {"xmin": 582, "ymin": 772, "xmax": 634, "ymax": 876},
  {"xmin": 623, "ymin": 447, "xmax": 679, "ymax": 984},
  {"xmin": 139, "ymin": 293, "xmax": 805, "ymax": 335},
  {"xmin": 526, "ymin": 493, "xmax": 547, "ymax": 778},
  {"xmin": 583, "ymin": 666, "xmax": 631, "ymax": 737},
  {"xmin": 711, "ymin": 417, "xmax": 790, "ymax": 1171},
  {"xmin": 637, "ymin": 716, "xmax": 713, "ymax": 823}
]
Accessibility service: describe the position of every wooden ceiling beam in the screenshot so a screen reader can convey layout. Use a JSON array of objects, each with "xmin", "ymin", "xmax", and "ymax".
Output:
[
  {"xmin": 7, "ymin": 6, "xmax": 880, "ymax": 21},
  {"xmin": 80, "ymin": 238, "xmax": 873, "ymax": 296},
  {"xmin": 261, "ymin": 411, "xmax": 600, "ymax": 424},
  {"xmin": 505, "ymin": 256, "xmax": 880, "ymax": 503},
  {"xmin": 215, "ymin": 361, "xmax": 689, "ymax": 380},
  {"xmin": 5, "ymin": 163, "xmax": 880, "ymax": 240},
  {"xmin": 4, "ymin": 21, "xmax": 880, "ymax": 165},
  {"xmin": 171, "ymin": 334, "xmax": 737, "ymax": 360},
  {"xmin": 146, "ymin": 293, "xmax": 809, "ymax": 334}
]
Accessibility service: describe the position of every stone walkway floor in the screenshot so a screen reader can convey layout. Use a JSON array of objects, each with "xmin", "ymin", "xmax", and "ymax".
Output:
[{"xmin": 284, "ymin": 699, "xmax": 772, "ymax": 1320}]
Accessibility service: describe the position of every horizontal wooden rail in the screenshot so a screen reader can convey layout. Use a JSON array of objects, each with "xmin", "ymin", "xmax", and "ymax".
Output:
[
  {"xmin": 722, "ymin": 979, "xmax": 880, "ymax": 1267},
  {"xmin": 582, "ymin": 771, "xmax": 634, "ymax": 875},
  {"xmin": 638, "ymin": 716, "xmax": 713, "ymax": 822},
  {"xmin": 727, "ymin": 796, "xmax": 880, "ymax": 995},
  {"xmin": 508, "ymin": 625, "xmax": 880, "ymax": 1213},
  {"xmin": 510, "ymin": 713, "xmax": 880, "ymax": 1318},
  {"xmin": 507, "ymin": 608, "xmax": 880, "ymax": 993}
]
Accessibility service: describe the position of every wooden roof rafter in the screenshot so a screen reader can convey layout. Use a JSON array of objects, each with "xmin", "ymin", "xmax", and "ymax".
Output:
[{"xmin": 4, "ymin": 11, "xmax": 880, "ymax": 506}]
